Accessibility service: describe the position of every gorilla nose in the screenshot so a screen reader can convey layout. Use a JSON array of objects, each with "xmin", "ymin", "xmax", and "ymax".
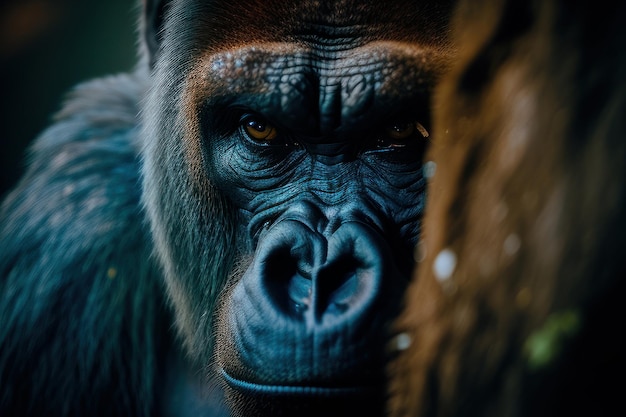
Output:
[
  {"xmin": 278, "ymin": 221, "xmax": 385, "ymax": 323},
  {"xmin": 251, "ymin": 220, "xmax": 384, "ymax": 325}
]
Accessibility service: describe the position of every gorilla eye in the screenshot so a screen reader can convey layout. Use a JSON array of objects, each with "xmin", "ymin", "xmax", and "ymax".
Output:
[
  {"xmin": 377, "ymin": 121, "xmax": 430, "ymax": 148},
  {"xmin": 242, "ymin": 115, "xmax": 278, "ymax": 142},
  {"xmin": 386, "ymin": 122, "xmax": 416, "ymax": 140}
]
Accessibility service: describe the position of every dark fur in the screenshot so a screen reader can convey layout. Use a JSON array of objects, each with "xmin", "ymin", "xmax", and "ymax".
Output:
[
  {"xmin": 389, "ymin": 0, "xmax": 626, "ymax": 416},
  {"xmin": 0, "ymin": 72, "xmax": 164, "ymax": 415}
]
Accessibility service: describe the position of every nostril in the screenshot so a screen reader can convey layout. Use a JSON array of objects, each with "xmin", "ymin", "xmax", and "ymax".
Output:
[
  {"xmin": 263, "ymin": 250, "xmax": 316, "ymax": 318},
  {"xmin": 287, "ymin": 274, "xmax": 312, "ymax": 316},
  {"xmin": 254, "ymin": 224, "xmax": 325, "ymax": 319},
  {"xmin": 325, "ymin": 279, "xmax": 356, "ymax": 316},
  {"xmin": 316, "ymin": 257, "xmax": 360, "ymax": 318}
]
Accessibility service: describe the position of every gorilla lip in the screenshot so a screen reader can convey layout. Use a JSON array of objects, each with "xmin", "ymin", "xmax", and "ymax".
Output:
[{"xmin": 220, "ymin": 368, "xmax": 379, "ymax": 397}]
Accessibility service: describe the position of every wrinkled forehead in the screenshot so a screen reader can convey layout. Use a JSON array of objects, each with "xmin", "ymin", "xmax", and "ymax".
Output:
[
  {"xmin": 167, "ymin": 0, "xmax": 455, "ymax": 52},
  {"xmin": 166, "ymin": 0, "xmax": 457, "ymax": 134},
  {"xmin": 188, "ymin": 41, "xmax": 449, "ymax": 134}
]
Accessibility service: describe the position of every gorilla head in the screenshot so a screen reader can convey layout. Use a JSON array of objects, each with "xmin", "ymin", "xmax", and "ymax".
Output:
[{"xmin": 140, "ymin": 0, "xmax": 453, "ymax": 414}]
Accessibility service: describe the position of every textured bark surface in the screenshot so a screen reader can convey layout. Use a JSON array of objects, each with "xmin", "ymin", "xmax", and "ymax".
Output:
[{"xmin": 388, "ymin": 0, "xmax": 626, "ymax": 416}]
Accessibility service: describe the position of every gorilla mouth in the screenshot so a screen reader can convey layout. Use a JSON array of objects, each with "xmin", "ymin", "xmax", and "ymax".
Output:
[
  {"xmin": 221, "ymin": 365, "xmax": 386, "ymax": 417},
  {"xmin": 220, "ymin": 368, "xmax": 378, "ymax": 397}
]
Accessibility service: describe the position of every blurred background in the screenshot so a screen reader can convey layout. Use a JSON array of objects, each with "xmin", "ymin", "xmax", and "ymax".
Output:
[{"xmin": 0, "ymin": 0, "xmax": 138, "ymax": 198}]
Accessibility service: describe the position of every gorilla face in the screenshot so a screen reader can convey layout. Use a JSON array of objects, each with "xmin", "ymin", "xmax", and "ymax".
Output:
[
  {"xmin": 141, "ymin": 0, "xmax": 454, "ymax": 413},
  {"xmin": 209, "ymin": 42, "xmax": 432, "ymax": 386}
]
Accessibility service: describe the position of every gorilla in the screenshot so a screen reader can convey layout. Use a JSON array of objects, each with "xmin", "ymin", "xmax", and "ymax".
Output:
[
  {"xmin": 389, "ymin": 0, "xmax": 626, "ymax": 416},
  {"xmin": 0, "ymin": 1, "xmax": 455, "ymax": 416}
]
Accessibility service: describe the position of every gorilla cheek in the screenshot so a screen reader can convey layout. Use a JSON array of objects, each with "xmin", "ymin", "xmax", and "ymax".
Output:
[{"xmin": 216, "ymin": 219, "xmax": 407, "ymax": 393}]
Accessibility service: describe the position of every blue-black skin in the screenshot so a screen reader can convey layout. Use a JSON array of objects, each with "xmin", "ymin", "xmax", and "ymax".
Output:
[{"xmin": 0, "ymin": 1, "xmax": 454, "ymax": 416}]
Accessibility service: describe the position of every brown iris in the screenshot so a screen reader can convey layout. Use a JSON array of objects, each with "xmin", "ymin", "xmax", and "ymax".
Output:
[
  {"xmin": 377, "ymin": 121, "xmax": 429, "ymax": 149},
  {"xmin": 243, "ymin": 116, "xmax": 278, "ymax": 142},
  {"xmin": 386, "ymin": 122, "xmax": 415, "ymax": 140},
  {"xmin": 385, "ymin": 122, "xmax": 429, "ymax": 140}
]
